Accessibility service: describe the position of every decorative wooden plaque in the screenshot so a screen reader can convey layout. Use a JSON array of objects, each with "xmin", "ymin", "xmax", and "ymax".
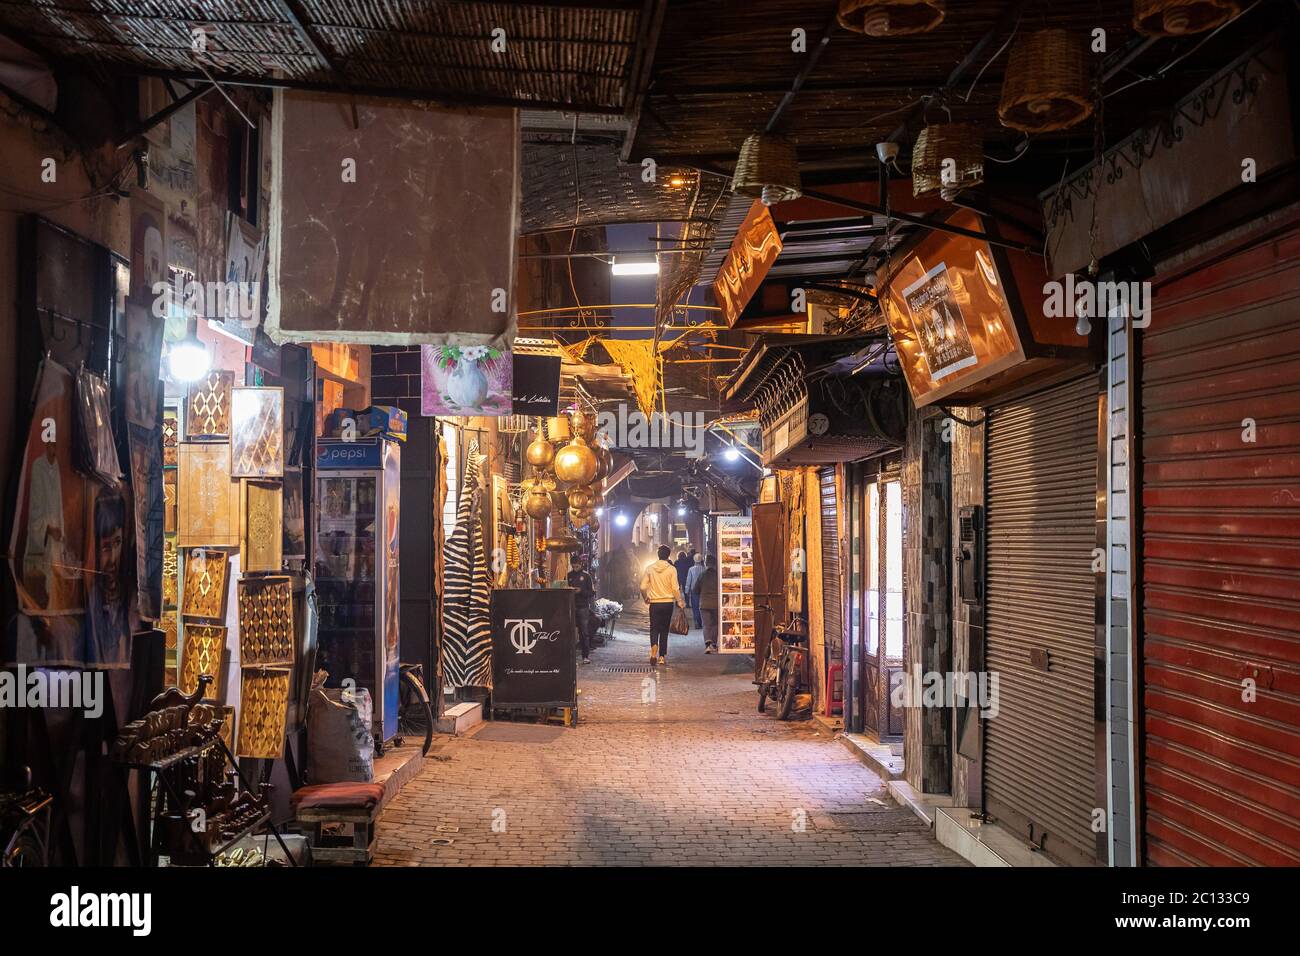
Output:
[
  {"xmin": 239, "ymin": 480, "xmax": 283, "ymax": 573},
  {"xmin": 161, "ymin": 611, "xmax": 177, "ymax": 650},
  {"xmin": 182, "ymin": 547, "xmax": 230, "ymax": 621},
  {"xmin": 180, "ymin": 623, "xmax": 227, "ymax": 700},
  {"xmin": 163, "ymin": 467, "xmax": 177, "ymax": 533},
  {"xmin": 177, "ymin": 442, "xmax": 239, "ymax": 547},
  {"xmin": 162, "ymin": 535, "xmax": 178, "ymax": 608},
  {"xmin": 186, "ymin": 370, "xmax": 234, "ymax": 438},
  {"xmin": 162, "ymin": 407, "xmax": 179, "ymax": 466},
  {"xmin": 236, "ymin": 669, "xmax": 290, "ymax": 758},
  {"xmin": 230, "ymin": 387, "xmax": 284, "ymax": 478},
  {"xmin": 237, "ymin": 575, "xmax": 294, "ymax": 667}
]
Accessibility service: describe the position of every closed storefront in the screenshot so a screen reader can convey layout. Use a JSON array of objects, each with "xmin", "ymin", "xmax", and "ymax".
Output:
[
  {"xmin": 984, "ymin": 373, "xmax": 1101, "ymax": 866},
  {"xmin": 820, "ymin": 466, "xmax": 843, "ymax": 698},
  {"xmin": 1140, "ymin": 218, "xmax": 1300, "ymax": 866}
]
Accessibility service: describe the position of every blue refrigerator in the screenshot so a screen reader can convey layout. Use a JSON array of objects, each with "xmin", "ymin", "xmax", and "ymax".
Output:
[{"xmin": 314, "ymin": 437, "xmax": 401, "ymax": 748}]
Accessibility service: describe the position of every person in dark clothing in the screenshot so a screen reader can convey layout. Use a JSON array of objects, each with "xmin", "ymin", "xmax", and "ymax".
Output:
[
  {"xmin": 674, "ymin": 550, "xmax": 692, "ymax": 590},
  {"xmin": 695, "ymin": 555, "xmax": 719, "ymax": 653},
  {"xmin": 567, "ymin": 557, "xmax": 596, "ymax": 664}
]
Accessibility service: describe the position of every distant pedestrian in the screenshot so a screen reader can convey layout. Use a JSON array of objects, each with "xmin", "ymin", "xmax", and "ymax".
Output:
[
  {"xmin": 696, "ymin": 555, "xmax": 719, "ymax": 653},
  {"xmin": 685, "ymin": 553, "xmax": 705, "ymax": 629},
  {"xmin": 567, "ymin": 556, "xmax": 596, "ymax": 665},
  {"xmin": 641, "ymin": 545, "xmax": 685, "ymax": 666},
  {"xmin": 673, "ymin": 550, "xmax": 691, "ymax": 590}
]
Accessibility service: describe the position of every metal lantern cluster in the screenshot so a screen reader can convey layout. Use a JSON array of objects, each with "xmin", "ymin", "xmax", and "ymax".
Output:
[
  {"xmin": 523, "ymin": 412, "xmax": 606, "ymax": 536},
  {"xmin": 836, "ymin": 0, "xmax": 945, "ymax": 37},
  {"xmin": 1133, "ymin": 0, "xmax": 1240, "ymax": 36}
]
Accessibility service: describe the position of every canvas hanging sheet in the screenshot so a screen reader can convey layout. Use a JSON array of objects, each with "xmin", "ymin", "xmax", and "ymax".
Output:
[
  {"xmin": 181, "ymin": 623, "xmax": 226, "ymax": 700},
  {"xmin": 129, "ymin": 422, "xmax": 164, "ymax": 621},
  {"xmin": 441, "ymin": 439, "xmax": 493, "ymax": 689},
  {"xmin": 182, "ymin": 547, "xmax": 229, "ymax": 621},
  {"xmin": 237, "ymin": 575, "xmax": 294, "ymax": 667},
  {"xmin": 236, "ymin": 668, "xmax": 290, "ymax": 759}
]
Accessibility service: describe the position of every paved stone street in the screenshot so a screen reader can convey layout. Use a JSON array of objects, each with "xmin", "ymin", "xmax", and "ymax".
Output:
[{"xmin": 375, "ymin": 605, "xmax": 964, "ymax": 866}]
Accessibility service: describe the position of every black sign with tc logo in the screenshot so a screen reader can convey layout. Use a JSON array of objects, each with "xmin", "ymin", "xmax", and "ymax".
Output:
[{"xmin": 490, "ymin": 588, "xmax": 577, "ymax": 709}]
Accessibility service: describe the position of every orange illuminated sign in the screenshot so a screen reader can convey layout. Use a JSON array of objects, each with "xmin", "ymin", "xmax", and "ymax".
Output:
[{"xmin": 712, "ymin": 201, "xmax": 783, "ymax": 328}]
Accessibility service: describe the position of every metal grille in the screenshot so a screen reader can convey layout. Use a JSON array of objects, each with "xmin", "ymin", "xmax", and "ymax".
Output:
[
  {"xmin": 1141, "ymin": 223, "xmax": 1300, "ymax": 866},
  {"xmin": 819, "ymin": 467, "xmax": 842, "ymax": 659},
  {"xmin": 599, "ymin": 664, "xmax": 654, "ymax": 674},
  {"xmin": 984, "ymin": 374, "xmax": 1099, "ymax": 866}
]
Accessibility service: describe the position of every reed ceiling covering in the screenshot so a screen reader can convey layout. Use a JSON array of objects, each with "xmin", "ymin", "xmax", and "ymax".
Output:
[{"xmin": 0, "ymin": 0, "xmax": 648, "ymax": 111}]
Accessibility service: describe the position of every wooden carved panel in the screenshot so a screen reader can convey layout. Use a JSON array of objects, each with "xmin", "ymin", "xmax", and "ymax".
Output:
[
  {"xmin": 230, "ymin": 386, "xmax": 284, "ymax": 478},
  {"xmin": 161, "ymin": 611, "xmax": 177, "ymax": 650},
  {"xmin": 162, "ymin": 535, "xmax": 178, "ymax": 608},
  {"xmin": 236, "ymin": 669, "xmax": 290, "ymax": 758},
  {"xmin": 239, "ymin": 480, "xmax": 283, "ymax": 573},
  {"xmin": 182, "ymin": 547, "xmax": 230, "ymax": 621},
  {"xmin": 237, "ymin": 575, "xmax": 293, "ymax": 667},
  {"xmin": 181, "ymin": 623, "xmax": 227, "ymax": 699},
  {"xmin": 186, "ymin": 370, "xmax": 234, "ymax": 438},
  {"xmin": 177, "ymin": 442, "xmax": 239, "ymax": 547},
  {"xmin": 162, "ymin": 407, "xmax": 179, "ymax": 466},
  {"xmin": 163, "ymin": 467, "xmax": 177, "ymax": 533}
]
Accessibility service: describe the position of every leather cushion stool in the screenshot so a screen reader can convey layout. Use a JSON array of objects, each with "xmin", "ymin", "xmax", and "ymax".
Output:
[{"xmin": 292, "ymin": 782, "xmax": 386, "ymax": 866}]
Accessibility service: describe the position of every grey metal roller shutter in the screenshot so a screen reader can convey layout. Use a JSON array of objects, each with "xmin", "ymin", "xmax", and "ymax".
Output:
[
  {"xmin": 985, "ymin": 374, "xmax": 1099, "ymax": 866},
  {"xmin": 819, "ymin": 467, "xmax": 842, "ymax": 659}
]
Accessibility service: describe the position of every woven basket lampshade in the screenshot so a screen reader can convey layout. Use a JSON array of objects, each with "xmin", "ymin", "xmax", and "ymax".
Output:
[
  {"xmin": 912, "ymin": 124, "xmax": 983, "ymax": 201},
  {"xmin": 837, "ymin": 0, "xmax": 945, "ymax": 36},
  {"xmin": 998, "ymin": 29, "xmax": 1093, "ymax": 133},
  {"xmin": 732, "ymin": 134, "xmax": 803, "ymax": 206},
  {"xmin": 1134, "ymin": 0, "xmax": 1240, "ymax": 35}
]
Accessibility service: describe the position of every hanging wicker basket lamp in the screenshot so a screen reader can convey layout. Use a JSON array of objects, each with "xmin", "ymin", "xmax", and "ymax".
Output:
[
  {"xmin": 912, "ymin": 123, "xmax": 983, "ymax": 201},
  {"xmin": 1134, "ymin": 0, "xmax": 1240, "ymax": 35},
  {"xmin": 837, "ymin": 0, "xmax": 945, "ymax": 36},
  {"xmin": 998, "ymin": 29, "xmax": 1093, "ymax": 133},
  {"xmin": 732, "ymin": 133, "xmax": 803, "ymax": 206}
]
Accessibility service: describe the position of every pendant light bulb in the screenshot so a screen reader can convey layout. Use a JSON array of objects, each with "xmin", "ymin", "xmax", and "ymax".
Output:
[{"xmin": 168, "ymin": 334, "xmax": 211, "ymax": 383}]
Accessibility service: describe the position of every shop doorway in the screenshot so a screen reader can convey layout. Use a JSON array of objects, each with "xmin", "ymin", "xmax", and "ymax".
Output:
[{"xmin": 846, "ymin": 467, "xmax": 905, "ymax": 738}]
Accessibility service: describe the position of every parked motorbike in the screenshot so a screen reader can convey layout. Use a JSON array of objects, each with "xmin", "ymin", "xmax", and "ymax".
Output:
[{"xmin": 756, "ymin": 611, "xmax": 809, "ymax": 720}]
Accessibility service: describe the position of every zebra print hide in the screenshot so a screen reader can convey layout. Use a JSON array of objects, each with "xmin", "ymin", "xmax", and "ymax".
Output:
[{"xmin": 442, "ymin": 438, "xmax": 493, "ymax": 689}]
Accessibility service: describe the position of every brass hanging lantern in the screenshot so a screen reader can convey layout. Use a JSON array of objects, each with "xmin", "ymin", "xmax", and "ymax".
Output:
[
  {"xmin": 567, "ymin": 485, "xmax": 594, "ymax": 511},
  {"xmin": 732, "ymin": 134, "xmax": 803, "ymax": 207},
  {"xmin": 525, "ymin": 424, "xmax": 554, "ymax": 468},
  {"xmin": 1133, "ymin": 0, "xmax": 1240, "ymax": 35},
  {"xmin": 523, "ymin": 478, "xmax": 553, "ymax": 520},
  {"xmin": 587, "ymin": 515, "xmax": 600, "ymax": 532},
  {"xmin": 593, "ymin": 443, "xmax": 611, "ymax": 482},
  {"xmin": 546, "ymin": 414, "xmax": 571, "ymax": 442},
  {"xmin": 998, "ymin": 29, "xmax": 1093, "ymax": 133},
  {"xmin": 837, "ymin": 0, "xmax": 945, "ymax": 36},
  {"xmin": 911, "ymin": 123, "xmax": 983, "ymax": 201},
  {"xmin": 553, "ymin": 434, "xmax": 598, "ymax": 486},
  {"xmin": 572, "ymin": 409, "xmax": 597, "ymax": 443}
]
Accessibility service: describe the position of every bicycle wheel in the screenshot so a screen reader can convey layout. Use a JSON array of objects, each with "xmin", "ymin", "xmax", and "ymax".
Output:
[{"xmin": 397, "ymin": 668, "xmax": 434, "ymax": 757}]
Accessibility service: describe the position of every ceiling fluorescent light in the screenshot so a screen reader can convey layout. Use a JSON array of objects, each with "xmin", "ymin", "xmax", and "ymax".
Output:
[{"xmin": 610, "ymin": 257, "xmax": 659, "ymax": 276}]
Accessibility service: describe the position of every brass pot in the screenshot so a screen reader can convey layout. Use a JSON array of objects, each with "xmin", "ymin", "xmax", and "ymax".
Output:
[
  {"xmin": 567, "ymin": 485, "xmax": 594, "ymax": 511},
  {"xmin": 525, "ymin": 435, "xmax": 555, "ymax": 469},
  {"xmin": 546, "ymin": 533, "xmax": 580, "ymax": 554},
  {"xmin": 524, "ymin": 490, "xmax": 552, "ymax": 520},
  {"xmin": 553, "ymin": 435, "xmax": 598, "ymax": 486}
]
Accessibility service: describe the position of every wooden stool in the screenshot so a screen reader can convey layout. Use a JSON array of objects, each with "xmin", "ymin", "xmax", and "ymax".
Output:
[{"xmin": 291, "ymin": 783, "xmax": 386, "ymax": 866}]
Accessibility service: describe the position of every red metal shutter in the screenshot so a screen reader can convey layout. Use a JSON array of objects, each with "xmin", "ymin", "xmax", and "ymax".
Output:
[{"xmin": 1140, "ymin": 221, "xmax": 1300, "ymax": 866}]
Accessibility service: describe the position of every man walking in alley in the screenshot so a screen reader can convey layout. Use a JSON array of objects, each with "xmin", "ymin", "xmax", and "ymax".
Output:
[
  {"xmin": 641, "ymin": 545, "xmax": 685, "ymax": 665},
  {"xmin": 695, "ymin": 554, "xmax": 719, "ymax": 653},
  {"xmin": 674, "ymin": 549, "xmax": 692, "ymax": 591},
  {"xmin": 685, "ymin": 553, "xmax": 705, "ymax": 629},
  {"xmin": 567, "ymin": 556, "xmax": 596, "ymax": 665}
]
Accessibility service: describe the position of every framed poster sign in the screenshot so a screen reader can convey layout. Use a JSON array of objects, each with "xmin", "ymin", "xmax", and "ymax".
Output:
[
  {"xmin": 490, "ymin": 588, "xmax": 577, "ymax": 709},
  {"xmin": 716, "ymin": 515, "xmax": 755, "ymax": 654}
]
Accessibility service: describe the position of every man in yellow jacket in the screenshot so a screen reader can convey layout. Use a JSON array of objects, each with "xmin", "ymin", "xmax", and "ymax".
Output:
[{"xmin": 640, "ymin": 544, "xmax": 685, "ymax": 666}]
